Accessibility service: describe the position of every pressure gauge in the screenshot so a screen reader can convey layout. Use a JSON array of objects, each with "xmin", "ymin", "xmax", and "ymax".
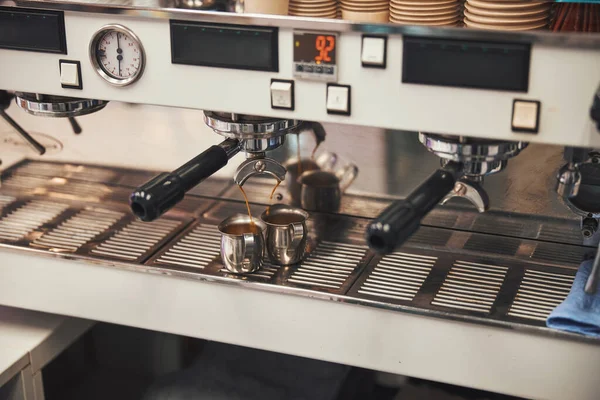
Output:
[{"xmin": 90, "ymin": 25, "xmax": 145, "ymax": 86}]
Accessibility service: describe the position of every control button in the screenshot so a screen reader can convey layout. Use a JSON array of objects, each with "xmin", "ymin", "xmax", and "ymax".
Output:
[
  {"xmin": 59, "ymin": 60, "xmax": 82, "ymax": 89},
  {"xmin": 271, "ymin": 79, "xmax": 294, "ymax": 110},
  {"xmin": 315, "ymin": 66, "xmax": 323, "ymax": 74},
  {"xmin": 304, "ymin": 65, "xmax": 314, "ymax": 73},
  {"xmin": 327, "ymin": 84, "xmax": 351, "ymax": 116},
  {"xmin": 512, "ymin": 99, "xmax": 540, "ymax": 133},
  {"xmin": 295, "ymin": 64, "xmax": 304, "ymax": 72},
  {"xmin": 361, "ymin": 36, "xmax": 387, "ymax": 68},
  {"xmin": 324, "ymin": 66, "xmax": 334, "ymax": 75}
]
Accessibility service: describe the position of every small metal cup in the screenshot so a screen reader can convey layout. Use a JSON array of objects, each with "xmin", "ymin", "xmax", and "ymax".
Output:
[
  {"xmin": 298, "ymin": 164, "xmax": 359, "ymax": 212},
  {"xmin": 218, "ymin": 214, "xmax": 267, "ymax": 274},
  {"xmin": 261, "ymin": 204, "xmax": 309, "ymax": 265},
  {"xmin": 284, "ymin": 151, "xmax": 338, "ymax": 205}
]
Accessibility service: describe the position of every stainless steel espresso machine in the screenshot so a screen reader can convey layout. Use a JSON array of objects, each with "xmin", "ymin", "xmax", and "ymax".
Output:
[{"xmin": 1, "ymin": 1, "xmax": 600, "ymax": 399}]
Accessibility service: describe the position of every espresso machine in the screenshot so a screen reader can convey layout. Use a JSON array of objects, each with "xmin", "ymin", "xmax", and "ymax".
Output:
[{"xmin": 0, "ymin": 1, "xmax": 600, "ymax": 399}]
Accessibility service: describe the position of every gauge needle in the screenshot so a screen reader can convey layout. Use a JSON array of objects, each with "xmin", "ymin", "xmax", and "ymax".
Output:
[{"xmin": 116, "ymin": 33, "xmax": 122, "ymax": 76}]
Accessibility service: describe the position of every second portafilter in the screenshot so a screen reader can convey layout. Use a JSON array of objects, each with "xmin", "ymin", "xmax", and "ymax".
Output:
[{"xmin": 366, "ymin": 134, "xmax": 528, "ymax": 254}]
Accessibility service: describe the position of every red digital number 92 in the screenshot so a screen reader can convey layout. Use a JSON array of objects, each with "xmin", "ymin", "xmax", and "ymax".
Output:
[{"xmin": 315, "ymin": 35, "xmax": 335, "ymax": 63}]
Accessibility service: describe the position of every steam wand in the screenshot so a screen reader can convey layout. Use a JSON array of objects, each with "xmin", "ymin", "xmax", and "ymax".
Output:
[
  {"xmin": 68, "ymin": 117, "xmax": 82, "ymax": 134},
  {"xmin": 0, "ymin": 90, "xmax": 46, "ymax": 155},
  {"xmin": 0, "ymin": 111, "xmax": 46, "ymax": 155}
]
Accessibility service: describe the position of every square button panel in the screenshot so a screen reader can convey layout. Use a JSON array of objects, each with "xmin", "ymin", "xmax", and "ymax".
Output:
[
  {"xmin": 327, "ymin": 84, "xmax": 351, "ymax": 116},
  {"xmin": 59, "ymin": 60, "xmax": 82, "ymax": 90},
  {"xmin": 270, "ymin": 79, "xmax": 294, "ymax": 110},
  {"xmin": 512, "ymin": 99, "xmax": 540, "ymax": 134},
  {"xmin": 361, "ymin": 35, "xmax": 387, "ymax": 68}
]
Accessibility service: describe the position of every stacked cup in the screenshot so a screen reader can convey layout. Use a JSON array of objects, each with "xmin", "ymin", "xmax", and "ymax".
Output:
[
  {"xmin": 340, "ymin": 0, "xmax": 390, "ymax": 23},
  {"xmin": 289, "ymin": 0, "xmax": 338, "ymax": 18},
  {"xmin": 243, "ymin": 0, "xmax": 290, "ymax": 15},
  {"xmin": 464, "ymin": 0, "xmax": 551, "ymax": 31},
  {"xmin": 389, "ymin": 0, "xmax": 461, "ymax": 26}
]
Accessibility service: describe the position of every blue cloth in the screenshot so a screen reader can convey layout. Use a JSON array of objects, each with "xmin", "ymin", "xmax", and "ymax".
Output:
[{"xmin": 547, "ymin": 260, "xmax": 600, "ymax": 338}]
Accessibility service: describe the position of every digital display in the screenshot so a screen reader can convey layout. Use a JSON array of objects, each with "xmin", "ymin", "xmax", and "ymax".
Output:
[
  {"xmin": 0, "ymin": 7, "xmax": 66, "ymax": 54},
  {"xmin": 403, "ymin": 36, "xmax": 530, "ymax": 92},
  {"xmin": 293, "ymin": 32, "xmax": 337, "ymax": 65},
  {"xmin": 170, "ymin": 21, "xmax": 278, "ymax": 72}
]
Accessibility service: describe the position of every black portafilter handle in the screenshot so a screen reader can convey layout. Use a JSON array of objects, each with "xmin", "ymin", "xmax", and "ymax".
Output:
[
  {"xmin": 366, "ymin": 161, "xmax": 462, "ymax": 254},
  {"xmin": 130, "ymin": 139, "xmax": 240, "ymax": 222}
]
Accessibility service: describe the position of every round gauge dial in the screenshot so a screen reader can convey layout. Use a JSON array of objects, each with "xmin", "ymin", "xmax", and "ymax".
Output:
[{"xmin": 90, "ymin": 25, "xmax": 145, "ymax": 86}]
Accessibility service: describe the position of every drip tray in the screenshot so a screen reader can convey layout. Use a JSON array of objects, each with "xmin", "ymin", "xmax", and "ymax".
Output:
[{"xmin": 0, "ymin": 160, "xmax": 597, "ymax": 342}]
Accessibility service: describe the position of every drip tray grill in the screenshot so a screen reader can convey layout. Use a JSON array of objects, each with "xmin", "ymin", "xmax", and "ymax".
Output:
[
  {"xmin": 432, "ymin": 260, "xmax": 508, "ymax": 314},
  {"xmin": 0, "ymin": 195, "xmax": 16, "ymax": 209},
  {"xmin": 8, "ymin": 162, "xmax": 118, "ymax": 182},
  {"xmin": 357, "ymin": 252, "xmax": 436, "ymax": 302},
  {"xmin": 32, "ymin": 207, "xmax": 124, "ymax": 252},
  {"xmin": 0, "ymin": 160, "xmax": 596, "ymax": 339},
  {"xmin": 508, "ymin": 269, "xmax": 575, "ymax": 321},
  {"xmin": 155, "ymin": 223, "xmax": 221, "ymax": 270},
  {"xmin": 1, "ymin": 175, "xmax": 114, "ymax": 200},
  {"xmin": 90, "ymin": 218, "xmax": 186, "ymax": 262},
  {"xmin": 284, "ymin": 241, "xmax": 371, "ymax": 293},
  {"xmin": 0, "ymin": 200, "xmax": 69, "ymax": 242}
]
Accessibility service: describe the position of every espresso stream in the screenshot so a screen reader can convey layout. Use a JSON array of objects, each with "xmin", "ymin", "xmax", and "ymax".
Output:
[
  {"xmin": 237, "ymin": 185, "xmax": 254, "ymax": 228},
  {"xmin": 236, "ymin": 179, "xmax": 282, "ymax": 233},
  {"xmin": 264, "ymin": 180, "xmax": 282, "ymax": 218},
  {"xmin": 235, "ymin": 136, "xmax": 316, "ymax": 234}
]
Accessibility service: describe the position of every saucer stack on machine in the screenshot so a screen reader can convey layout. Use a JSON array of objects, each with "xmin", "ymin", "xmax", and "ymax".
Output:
[
  {"xmin": 340, "ymin": 0, "xmax": 390, "ymax": 23},
  {"xmin": 464, "ymin": 0, "xmax": 552, "ymax": 31},
  {"xmin": 289, "ymin": 0, "xmax": 338, "ymax": 18},
  {"xmin": 389, "ymin": 0, "xmax": 461, "ymax": 26}
]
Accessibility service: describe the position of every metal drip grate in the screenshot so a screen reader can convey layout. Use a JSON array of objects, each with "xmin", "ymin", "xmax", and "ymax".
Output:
[
  {"xmin": 91, "ymin": 218, "xmax": 183, "ymax": 261},
  {"xmin": 538, "ymin": 224, "xmax": 583, "ymax": 245},
  {"xmin": 508, "ymin": 269, "xmax": 575, "ymax": 321},
  {"xmin": 472, "ymin": 218, "xmax": 525, "ymax": 237},
  {"xmin": 358, "ymin": 252, "xmax": 436, "ymax": 301},
  {"xmin": 422, "ymin": 212, "xmax": 458, "ymax": 228},
  {"xmin": 343, "ymin": 221, "xmax": 368, "ymax": 238},
  {"xmin": 432, "ymin": 260, "xmax": 508, "ymax": 313},
  {"xmin": 1, "ymin": 175, "xmax": 112, "ymax": 199},
  {"xmin": 155, "ymin": 224, "xmax": 221, "ymax": 270},
  {"xmin": 3, "ymin": 160, "xmax": 598, "ymax": 339},
  {"xmin": 0, "ymin": 200, "xmax": 69, "ymax": 242},
  {"xmin": 32, "ymin": 208, "xmax": 124, "ymax": 252},
  {"xmin": 0, "ymin": 195, "xmax": 16, "ymax": 210},
  {"xmin": 11, "ymin": 162, "xmax": 117, "ymax": 182},
  {"xmin": 531, "ymin": 243, "xmax": 587, "ymax": 266},
  {"xmin": 464, "ymin": 235, "xmax": 520, "ymax": 256},
  {"xmin": 287, "ymin": 241, "xmax": 368, "ymax": 291},
  {"xmin": 1, "ymin": 175, "xmax": 56, "ymax": 190},
  {"xmin": 407, "ymin": 227, "xmax": 451, "ymax": 247}
]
